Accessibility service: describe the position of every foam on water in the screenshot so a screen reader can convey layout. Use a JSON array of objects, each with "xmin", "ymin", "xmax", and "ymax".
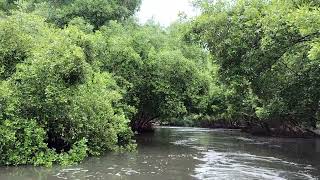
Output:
[
  {"xmin": 192, "ymin": 150, "xmax": 316, "ymax": 180},
  {"xmin": 171, "ymin": 135, "xmax": 317, "ymax": 180}
]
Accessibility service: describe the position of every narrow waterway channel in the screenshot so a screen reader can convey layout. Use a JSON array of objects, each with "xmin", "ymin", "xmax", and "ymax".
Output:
[{"xmin": 1, "ymin": 127, "xmax": 320, "ymax": 180}]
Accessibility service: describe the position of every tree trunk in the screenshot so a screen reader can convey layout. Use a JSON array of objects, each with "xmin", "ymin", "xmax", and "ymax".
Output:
[{"xmin": 131, "ymin": 111, "xmax": 158, "ymax": 133}]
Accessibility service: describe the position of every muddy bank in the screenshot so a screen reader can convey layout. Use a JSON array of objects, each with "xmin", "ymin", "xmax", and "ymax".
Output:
[
  {"xmin": 161, "ymin": 119, "xmax": 320, "ymax": 138},
  {"xmin": 242, "ymin": 122, "xmax": 320, "ymax": 138}
]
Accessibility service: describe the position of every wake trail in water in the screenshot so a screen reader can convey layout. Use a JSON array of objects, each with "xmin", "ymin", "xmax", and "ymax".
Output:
[{"xmin": 171, "ymin": 136, "xmax": 317, "ymax": 180}]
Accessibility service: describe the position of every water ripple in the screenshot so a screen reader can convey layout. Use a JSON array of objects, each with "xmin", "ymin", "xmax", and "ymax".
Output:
[{"xmin": 192, "ymin": 150, "xmax": 317, "ymax": 180}]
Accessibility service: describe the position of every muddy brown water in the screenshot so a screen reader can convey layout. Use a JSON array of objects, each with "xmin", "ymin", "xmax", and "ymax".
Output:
[{"xmin": 1, "ymin": 127, "xmax": 320, "ymax": 180}]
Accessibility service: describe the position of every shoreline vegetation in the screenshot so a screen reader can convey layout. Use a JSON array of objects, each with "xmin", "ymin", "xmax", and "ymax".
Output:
[
  {"xmin": 160, "ymin": 120, "xmax": 320, "ymax": 138},
  {"xmin": 0, "ymin": 0, "xmax": 319, "ymax": 167}
]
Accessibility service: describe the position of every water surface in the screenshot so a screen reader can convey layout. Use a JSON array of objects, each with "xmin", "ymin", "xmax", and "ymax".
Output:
[{"xmin": 1, "ymin": 127, "xmax": 320, "ymax": 180}]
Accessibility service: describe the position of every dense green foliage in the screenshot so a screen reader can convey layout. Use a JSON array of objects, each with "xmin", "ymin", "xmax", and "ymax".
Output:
[
  {"xmin": 1, "ymin": 0, "xmax": 319, "ymax": 167},
  {"xmin": 0, "ymin": 0, "xmax": 142, "ymax": 166},
  {"xmin": 94, "ymin": 21, "xmax": 212, "ymax": 131},
  {"xmin": 0, "ymin": 12, "xmax": 136, "ymax": 166},
  {"xmin": 0, "ymin": 0, "xmax": 141, "ymax": 28},
  {"xmin": 191, "ymin": 0, "xmax": 320, "ymax": 130},
  {"xmin": 0, "ymin": 0, "xmax": 213, "ymax": 166}
]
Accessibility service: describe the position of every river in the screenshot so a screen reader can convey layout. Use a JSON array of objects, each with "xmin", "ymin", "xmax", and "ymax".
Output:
[{"xmin": 1, "ymin": 127, "xmax": 320, "ymax": 180}]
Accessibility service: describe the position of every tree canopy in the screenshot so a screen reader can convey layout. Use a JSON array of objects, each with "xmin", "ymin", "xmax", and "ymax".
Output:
[
  {"xmin": 0, "ymin": 0, "xmax": 213, "ymax": 166},
  {"xmin": 0, "ymin": 0, "xmax": 319, "ymax": 167},
  {"xmin": 191, "ymin": 0, "xmax": 320, "ymax": 130},
  {"xmin": 1, "ymin": 0, "xmax": 141, "ymax": 28}
]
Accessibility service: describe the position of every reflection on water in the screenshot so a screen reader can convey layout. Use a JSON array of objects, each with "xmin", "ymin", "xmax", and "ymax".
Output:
[{"xmin": 0, "ymin": 127, "xmax": 320, "ymax": 180}]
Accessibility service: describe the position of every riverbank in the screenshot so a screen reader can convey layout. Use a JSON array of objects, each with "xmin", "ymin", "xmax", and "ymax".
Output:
[
  {"xmin": 241, "ymin": 124, "xmax": 320, "ymax": 138},
  {"xmin": 161, "ymin": 118, "xmax": 320, "ymax": 138}
]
